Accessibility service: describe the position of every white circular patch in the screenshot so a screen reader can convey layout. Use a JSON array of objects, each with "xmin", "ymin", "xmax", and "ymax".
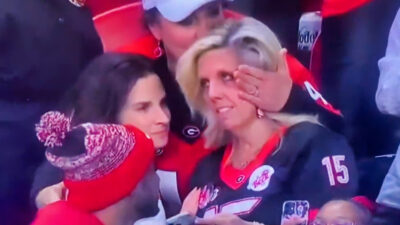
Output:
[
  {"xmin": 247, "ymin": 165, "xmax": 275, "ymax": 192},
  {"xmin": 182, "ymin": 125, "xmax": 200, "ymax": 138}
]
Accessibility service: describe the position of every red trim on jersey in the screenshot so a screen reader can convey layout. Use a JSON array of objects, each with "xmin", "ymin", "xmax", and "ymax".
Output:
[
  {"xmin": 286, "ymin": 53, "xmax": 342, "ymax": 116},
  {"xmin": 322, "ymin": 0, "xmax": 372, "ymax": 18},
  {"xmin": 287, "ymin": 53, "xmax": 319, "ymax": 89},
  {"xmin": 220, "ymin": 127, "xmax": 287, "ymax": 190}
]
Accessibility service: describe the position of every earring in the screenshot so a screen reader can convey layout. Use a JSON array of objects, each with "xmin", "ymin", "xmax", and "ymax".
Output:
[
  {"xmin": 256, "ymin": 108, "xmax": 265, "ymax": 119},
  {"xmin": 154, "ymin": 41, "xmax": 163, "ymax": 58}
]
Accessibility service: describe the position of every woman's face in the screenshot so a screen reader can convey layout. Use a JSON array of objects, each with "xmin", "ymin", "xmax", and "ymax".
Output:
[
  {"xmin": 198, "ymin": 47, "xmax": 257, "ymax": 131},
  {"xmin": 118, "ymin": 74, "xmax": 170, "ymax": 149},
  {"xmin": 149, "ymin": 2, "xmax": 224, "ymax": 67}
]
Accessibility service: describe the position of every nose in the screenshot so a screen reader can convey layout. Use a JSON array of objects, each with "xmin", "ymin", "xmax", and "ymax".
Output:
[
  {"xmin": 207, "ymin": 81, "xmax": 223, "ymax": 103},
  {"xmin": 195, "ymin": 17, "xmax": 215, "ymax": 39},
  {"xmin": 154, "ymin": 106, "xmax": 170, "ymax": 125}
]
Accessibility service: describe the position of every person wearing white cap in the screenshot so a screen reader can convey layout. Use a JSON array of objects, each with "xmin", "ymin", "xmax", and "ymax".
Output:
[
  {"xmin": 141, "ymin": 0, "xmax": 298, "ymax": 142},
  {"xmin": 143, "ymin": 0, "xmax": 226, "ymax": 73},
  {"xmin": 141, "ymin": 0, "xmax": 341, "ymax": 118}
]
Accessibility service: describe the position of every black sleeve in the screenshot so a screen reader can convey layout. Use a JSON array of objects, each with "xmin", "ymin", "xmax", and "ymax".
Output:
[
  {"xmin": 30, "ymin": 160, "xmax": 63, "ymax": 207},
  {"xmin": 290, "ymin": 126, "xmax": 358, "ymax": 208},
  {"xmin": 281, "ymin": 85, "xmax": 311, "ymax": 114},
  {"xmin": 281, "ymin": 85, "xmax": 345, "ymax": 134}
]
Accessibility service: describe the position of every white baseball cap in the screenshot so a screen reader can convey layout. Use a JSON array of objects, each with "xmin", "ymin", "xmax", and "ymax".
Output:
[{"xmin": 142, "ymin": 0, "xmax": 220, "ymax": 22}]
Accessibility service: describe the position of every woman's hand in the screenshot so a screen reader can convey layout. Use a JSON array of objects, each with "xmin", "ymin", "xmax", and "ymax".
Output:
[
  {"xmin": 234, "ymin": 48, "xmax": 293, "ymax": 112},
  {"xmin": 181, "ymin": 187, "xmax": 201, "ymax": 216},
  {"xmin": 195, "ymin": 214, "xmax": 253, "ymax": 225},
  {"xmin": 35, "ymin": 182, "xmax": 65, "ymax": 209}
]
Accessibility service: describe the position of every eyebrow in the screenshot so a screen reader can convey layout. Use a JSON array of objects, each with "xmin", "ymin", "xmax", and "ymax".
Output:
[
  {"xmin": 218, "ymin": 69, "xmax": 234, "ymax": 76},
  {"xmin": 132, "ymin": 101, "xmax": 151, "ymax": 107}
]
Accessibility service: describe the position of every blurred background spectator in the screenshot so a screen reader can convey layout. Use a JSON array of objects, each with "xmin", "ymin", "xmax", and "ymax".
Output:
[
  {"xmin": 0, "ymin": 0, "xmax": 102, "ymax": 224},
  {"xmin": 372, "ymin": 7, "xmax": 400, "ymax": 224}
]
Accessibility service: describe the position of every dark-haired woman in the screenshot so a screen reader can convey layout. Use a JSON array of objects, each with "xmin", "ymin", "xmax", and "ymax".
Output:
[{"xmin": 31, "ymin": 52, "xmax": 212, "ymax": 217}]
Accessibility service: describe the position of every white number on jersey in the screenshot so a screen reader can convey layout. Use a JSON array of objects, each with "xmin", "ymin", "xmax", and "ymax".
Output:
[
  {"xmin": 304, "ymin": 81, "xmax": 329, "ymax": 105},
  {"xmin": 204, "ymin": 197, "xmax": 262, "ymax": 218},
  {"xmin": 321, "ymin": 155, "xmax": 349, "ymax": 186}
]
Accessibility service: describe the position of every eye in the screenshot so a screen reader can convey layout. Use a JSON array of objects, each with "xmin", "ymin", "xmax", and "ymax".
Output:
[
  {"xmin": 160, "ymin": 97, "xmax": 169, "ymax": 109},
  {"xmin": 135, "ymin": 103, "xmax": 150, "ymax": 112},
  {"xmin": 200, "ymin": 78, "xmax": 210, "ymax": 89},
  {"xmin": 178, "ymin": 15, "xmax": 195, "ymax": 26},
  {"xmin": 206, "ymin": 5, "xmax": 222, "ymax": 18},
  {"xmin": 221, "ymin": 73, "xmax": 233, "ymax": 82}
]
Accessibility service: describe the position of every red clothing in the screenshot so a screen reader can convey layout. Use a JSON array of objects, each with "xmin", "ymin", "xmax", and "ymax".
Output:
[
  {"xmin": 85, "ymin": 0, "xmax": 137, "ymax": 16},
  {"xmin": 322, "ymin": 0, "xmax": 372, "ymax": 18},
  {"xmin": 156, "ymin": 133, "xmax": 214, "ymax": 200},
  {"xmin": 32, "ymin": 201, "xmax": 103, "ymax": 225}
]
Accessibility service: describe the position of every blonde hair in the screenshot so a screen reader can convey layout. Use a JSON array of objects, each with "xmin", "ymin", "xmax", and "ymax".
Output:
[{"xmin": 176, "ymin": 18, "xmax": 318, "ymax": 148}]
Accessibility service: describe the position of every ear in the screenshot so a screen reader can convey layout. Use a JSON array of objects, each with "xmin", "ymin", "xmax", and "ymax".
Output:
[{"xmin": 148, "ymin": 23, "xmax": 162, "ymax": 41}]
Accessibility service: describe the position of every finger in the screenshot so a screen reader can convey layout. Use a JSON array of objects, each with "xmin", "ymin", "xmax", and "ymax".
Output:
[
  {"xmin": 237, "ymin": 64, "xmax": 265, "ymax": 80},
  {"xmin": 195, "ymin": 214, "xmax": 232, "ymax": 224},
  {"xmin": 238, "ymin": 91, "xmax": 263, "ymax": 107},
  {"xmin": 238, "ymin": 64, "xmax": 285, "ymax": 81},
  {"xmin": 56, "ymin": 181, "xmax": 65, "ymax": 190},
  {"xmin": 235, "ymin": 70, "xmax": 261, "ymax": 87},
  {"xmin": 236, "ymin": 78, "xmax": 257, "ymax": 94},
  {"xmin": 181, "ymin": 188, "xmax": 200, "ymax": 215},
  {"xmin": 277, "ymin": 48, "xmax": 289, "ymax": 75},
  {"xmin": 195, "ymin": 217, "xmax": 220, "ymax": 224}
]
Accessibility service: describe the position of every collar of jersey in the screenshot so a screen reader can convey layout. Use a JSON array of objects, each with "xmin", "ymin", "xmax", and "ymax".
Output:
[{"xmin": 220, "ymin": 126, "xmax": 287, "ymax": 190}]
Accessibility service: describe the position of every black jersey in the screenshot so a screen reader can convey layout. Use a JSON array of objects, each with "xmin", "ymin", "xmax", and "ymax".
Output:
[{"xmin": 191, "ymin": 122, "xmax": 358, "ymax": 225}]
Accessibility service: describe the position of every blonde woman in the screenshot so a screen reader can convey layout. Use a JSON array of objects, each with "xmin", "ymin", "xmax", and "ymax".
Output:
[{"xmin": 176, "ymin": 18, "xmax": 358, "ymax": 225}]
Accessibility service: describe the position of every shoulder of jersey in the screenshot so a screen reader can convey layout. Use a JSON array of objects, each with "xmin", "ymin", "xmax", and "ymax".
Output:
[
  {"xmin": 284, "ymin": 121, "xmax": 337, "ymax": 141},
  {"xmin": 282, "ymin": 121, "xmax": 349, "ymax": 157},
  {"xmin": 277, "ymin": 122, "xmax": 328, "ymax": 157}
]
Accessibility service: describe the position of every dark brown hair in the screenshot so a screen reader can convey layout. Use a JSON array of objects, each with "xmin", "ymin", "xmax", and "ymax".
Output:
[{"xmin": 62, "ymin": 53, "xmax": 155, "ymax": 125}]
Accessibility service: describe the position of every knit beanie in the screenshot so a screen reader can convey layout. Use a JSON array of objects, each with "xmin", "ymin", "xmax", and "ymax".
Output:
[{"xmin": 35, "ymin": 111, "xmax": 155, "ymax": 212}]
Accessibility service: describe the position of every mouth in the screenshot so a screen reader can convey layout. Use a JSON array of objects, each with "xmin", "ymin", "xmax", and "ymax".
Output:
[
  {"xmin": 216, "ymin": 106, "xmax": 233, "ymax": 114},
  {"xmin": 151, "ymin": 129, "xmax": 169, "ymax": 136}
]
